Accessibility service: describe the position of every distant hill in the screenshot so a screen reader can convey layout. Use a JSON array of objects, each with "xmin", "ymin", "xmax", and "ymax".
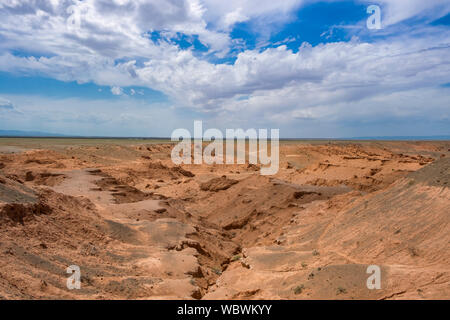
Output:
[
  {"xmin": 0, "ymin": 130, "xmax": 67, "ymax": 137},
  {"xmin": 0, "ymin": 130, "xmax": 449, "ymax": 140},
  {"xmin": 346, "ymin": 136, "xmax": 450, "ymax": 141}
]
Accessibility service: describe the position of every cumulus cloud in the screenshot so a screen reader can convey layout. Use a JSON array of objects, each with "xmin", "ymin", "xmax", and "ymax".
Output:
[
  {"xmin": 135, "ymin": 33, "xmax": 450, "ymax": 113},
  {"xmin": 202, "ymin": 0, "xmax": 304, "ymax": 31}
]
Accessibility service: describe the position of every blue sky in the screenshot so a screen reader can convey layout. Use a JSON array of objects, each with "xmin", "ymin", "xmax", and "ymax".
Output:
[{"xmin": 0, "ymin": 0, "xmax": 449, "ymax": 137}]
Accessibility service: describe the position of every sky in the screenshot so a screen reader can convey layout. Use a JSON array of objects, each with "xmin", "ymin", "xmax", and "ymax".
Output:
[{"xmin": 0, "ymin": 0, "xmax": 449, "ymax": 138}]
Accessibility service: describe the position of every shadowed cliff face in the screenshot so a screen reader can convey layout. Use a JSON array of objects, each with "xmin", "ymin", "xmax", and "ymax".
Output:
[{"xmin": 0, "ymin": 140, "xmax": 449, "ymax": 299}]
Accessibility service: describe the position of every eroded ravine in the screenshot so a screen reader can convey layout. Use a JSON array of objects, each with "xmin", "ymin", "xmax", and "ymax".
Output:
[{"xmin": 1, "ymin": 141, "xmax": 449, "ymax": 299}]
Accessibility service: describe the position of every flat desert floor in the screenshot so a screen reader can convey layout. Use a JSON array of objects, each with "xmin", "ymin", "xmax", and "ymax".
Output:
[{"xmin": 0, "ymin": 138, "xmax": 449, "ymax": 299}]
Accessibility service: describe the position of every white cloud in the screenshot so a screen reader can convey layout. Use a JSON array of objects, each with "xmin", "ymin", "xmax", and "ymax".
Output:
[
  {"xmin": 111, "ymin": 86, "xmax": 124, "ymax": 95},
  {"xmin": 202, "ymin": 0, "xmax": 304, "ymax": 30},
  {"xmin": 134, "ymin": 33, "xmax": 450, "ymax": 115}
]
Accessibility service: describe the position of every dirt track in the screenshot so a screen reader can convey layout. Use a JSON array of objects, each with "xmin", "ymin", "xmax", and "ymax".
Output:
[{"xmin": 0, "ymin": 139, "xmax": 449, "ymax": 299}]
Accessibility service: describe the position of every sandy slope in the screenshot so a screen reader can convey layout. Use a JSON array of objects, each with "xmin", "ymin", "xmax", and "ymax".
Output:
[{"xmin": 0, "ymin": 140, "xmax": 449, "ymax": 299}]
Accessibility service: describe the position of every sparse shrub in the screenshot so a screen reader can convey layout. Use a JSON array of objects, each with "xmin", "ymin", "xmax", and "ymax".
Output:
[
  {"xmin": 293, "ymin": 284, "xmax": 305, "ymax": 295},
  {"xmin": 231, "ymin": 255, "xmax": 241, "ymax": 262},
  {"xmin": 301, "ymin": 262, "xmax": 308, "ymax": 268},
  {"xmin": 312, "ymin": 249, "xmax": 320, "ymax": 256},
  {"xmin": 212, "ymin": 267, "xmax": 222, "ymax": 275},
  {"xmin": 408, "ymin": 247, "xmax": 419, "ymax": 257},
  {"xmin": 336, "ymin": 287, "xmax": 347, "ymax": 295}
]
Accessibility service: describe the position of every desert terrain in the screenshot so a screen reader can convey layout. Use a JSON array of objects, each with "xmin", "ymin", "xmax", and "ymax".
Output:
[{"xmin": 0, "ymin": 138, "xmax": 449, "ymax": 300}]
